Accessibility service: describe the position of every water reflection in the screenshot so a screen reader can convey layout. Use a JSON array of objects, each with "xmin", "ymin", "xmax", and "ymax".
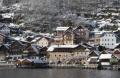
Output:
[{"xmin": 0, "ymin": 68, "xmax": 120, "ymax": 78}]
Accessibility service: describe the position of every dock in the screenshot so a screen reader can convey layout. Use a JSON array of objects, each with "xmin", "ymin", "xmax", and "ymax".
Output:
[{"xmin": 0, "ymin": 61, "xmax": 15, "ymax": 68}]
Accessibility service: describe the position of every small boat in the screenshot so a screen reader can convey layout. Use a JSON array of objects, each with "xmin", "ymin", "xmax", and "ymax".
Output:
[{"xmin": 15, "ymin": 56, "xmax": 49, "ymax": 68}]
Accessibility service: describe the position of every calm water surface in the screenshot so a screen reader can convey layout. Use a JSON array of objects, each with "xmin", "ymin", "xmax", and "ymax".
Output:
[{"xmin": 0, "ymin": 68, "xmax": 120, "ymax": 78}]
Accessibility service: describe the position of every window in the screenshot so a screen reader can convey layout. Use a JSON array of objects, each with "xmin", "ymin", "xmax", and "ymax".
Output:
[
  {"xmin": 81, "ymin": 33, "xmax": 84, "ymax": 35},
  {"xmin": 81, "ymin": 29, "xmax": 83, "ymax": 31},
  {"xmin": 59, "ymin": 55, "xmax": 61, "ymax": 57}
]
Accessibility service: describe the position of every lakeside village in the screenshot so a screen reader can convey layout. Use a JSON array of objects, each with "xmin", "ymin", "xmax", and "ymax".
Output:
[{"xmin": 1, "ymin": 4, "xmax": 120, "ymax": 70}]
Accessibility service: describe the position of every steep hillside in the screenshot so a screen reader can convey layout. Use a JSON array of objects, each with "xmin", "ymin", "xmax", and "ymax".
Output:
[{"xmin": 1, "ymin": 0, "xmax": 119, "ymax": 33}]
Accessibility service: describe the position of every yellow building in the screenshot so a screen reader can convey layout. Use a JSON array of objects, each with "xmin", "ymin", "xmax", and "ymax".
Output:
[{"xmin": 47, "ymin": 44, "xmax": 90, "ymax": 65}]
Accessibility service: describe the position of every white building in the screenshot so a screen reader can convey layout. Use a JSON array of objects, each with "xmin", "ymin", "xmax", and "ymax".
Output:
[
  {"xmin": 100, "ymin": 32, "xmax": 120, "ymax": 49},
  {"xmin": 99, "ymin": 54, "xmax": 112, "ymax": 66}
]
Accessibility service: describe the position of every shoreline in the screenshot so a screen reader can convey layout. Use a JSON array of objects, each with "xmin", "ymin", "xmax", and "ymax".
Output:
[{"xmin": 0, "ymin": 63, "xmax": 120, "ymax": 71}]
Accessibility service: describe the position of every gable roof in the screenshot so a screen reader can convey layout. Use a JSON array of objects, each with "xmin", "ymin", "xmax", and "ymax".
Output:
[
  {"xmin": 0, "ymin": 32, "xmax": 6, "ymax": 37},
  {"xmin": 0, "ymin": 44, "xmax": 10, "ymax": 51},
  {"xmin": 47, "ymin": 45, "xmax": 78, "ymax": 52},
  {"xmin": 82, "ymin": 43, "xmax": 94, "ymax": 49},
  {"xmin": 63, "ymin": 27, "xmax": 73, "ymax": 35},
  {"xmin": 24, "ymin": 44, "xmax": 42, "ymax": 54},
  {"xmin": 99, "ymin": 54, "xmax": 112, "ymax": 59},
  {"xmin": 31, "ymin": 44, "xmax": 41, "ymax": 54},
  {"xmin": 89, "ymin": 51, "xmax": 100, "ymax": 56},
  {"xmin": 115, "ymin": 44, "xmax": 120, "ymax": 49},
  {"xmin": 100, "ymin": 32, "xmax": 117, "ymax": 37},
  {"xmin": 113, "ymin": 50, "xmax": 120, "ymax": 54},
  {"xmin": 47, "ymin": 44, "xmax": 88, "ymax": 52},
  {"xmin": 9, "ymin": 40, "xmax": 25, "ymax": 48},
  {"xmin": 56, "ymin": 27, "xmax": 70, "ymax": 31},
  {"xmin": 74, "ymin": 25, "xmax": 85, "ymax": 30},
  {"xmin": 31, "ymin": 36, "xmax": 53, "ymax": 43},
  {"xmin": 113, "ymin": 54, "xmax": 120, "ymax": 59}
]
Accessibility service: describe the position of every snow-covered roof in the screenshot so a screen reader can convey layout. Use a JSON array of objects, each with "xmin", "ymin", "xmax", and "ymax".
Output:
[
  {"xmin": 56, "ymin": 27, "xmax": 69, "ymax": 31},
  {"xmin": 117, "ymin": 27, "xmax": 120, "ymax": 31},
  {"xmin": 85, "ymin": 48, "xmax": 90, "ymax": 52},
  {"xmin": 96, "ymin": 18, "xmax": 116, "ymax": 28},
  {"xmin": 31, "ymin": 37, "xmax": 41, "ymax": 43},
  {"xmin": 87, "ymin": 56, "xmax": 98, "ymax": 62},
  {"xmin": 116, "ymin": 20, "xmax": 120, "ymax": 23},
  {"xmin": 12, "ymin": 36, "xmax": 26, "ymax": 42},
  {"xmin": 31, "ymin": 45, "xmax": 40, "ymax": 54},
  {"xmin": 97, "ymin": 13, "xmax": 108, "ymax": 16},
  {"xmin": 54, "ymin": 37, "xmax": 63, "ymax": 40},
  {"xmin": 24, "ymin": 30, "xmax": 37, "ymax": 36},
  {"xmin": 23, "ymin": 59, "xmax": 32, "ymax": 62},
  {"xmin": 12, "ymin": 3, "xmax": 21, "ymax": 8},
  {"xmin": 17, "ymin": 59, "xmax": 24, "ymax": 62},
  {"xmin": 92, "ymin": 29, "xmax": 111, "ymax": 35},
  {"xmin": 40, "ymin": 33, "xmax": 52, "ymax": 37},
  {"xmin": 2, "ymin": 13, "xmax": 14, "ymax": 18},
  {"xmin": 112, "ymin": 13, "xmax": 119, "ymax": 16},
  {"xmin": 9, "ymin": 23, "xmax": 19, "ymax": 28},
  {"xmin": 24, "ymin": 30, "xmax": 32, "ymax": 33},
  {"xmin": 90, "ymin": 57, "xmax": 98, "ymax": 59},
  {"xmin": 92, "ymin": 29, "xmax": 103, "ymax": 34},
  {"xmin": 47, "ymin": 45, "xmax": 78, "ymax": 52},
  {"xmin": 99, "ymin": 54, "xmax": 112, "ymax": 59}
]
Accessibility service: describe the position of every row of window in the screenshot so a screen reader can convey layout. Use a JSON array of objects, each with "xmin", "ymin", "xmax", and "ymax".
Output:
[
  {"xmin": 102, "ymin": 39, "xmax": 114, "ymax": 41},
  {"xmin": 105, "ymin": 34, "xmax": 114, "ymax": 37},
  {"xmin": 54, "ymin": 52, "xmax": 88, "ymax": 57},
  {"xmin": 102, "ymin": 43, "xmax": 114, "ymax": 45}
]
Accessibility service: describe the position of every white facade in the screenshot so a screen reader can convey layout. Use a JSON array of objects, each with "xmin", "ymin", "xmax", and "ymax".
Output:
[
  {"xmin": 99, "ymin": 54, "xmax": 112, "ymax": 66},
  {"xmin": 100, "ymin": 32, "xmax": 117, "ymax": 49}
]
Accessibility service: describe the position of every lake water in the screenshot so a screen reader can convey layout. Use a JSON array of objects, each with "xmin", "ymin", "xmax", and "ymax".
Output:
[{"xmin": 0, "ymin": 68, "xmax": 120, "ymax": 78}]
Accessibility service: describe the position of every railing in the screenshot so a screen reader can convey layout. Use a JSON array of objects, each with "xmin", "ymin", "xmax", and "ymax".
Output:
[
  {"xmin": 112, "ymin": 65, "xmax": 120, "ymax": 70},
  {"xmin": 49, "ymin": 64, "xmax": 83, "ymax": 68},
  {"xmin": 49, "ymin": 64, "xmax": 99, "ymax": 69}
]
